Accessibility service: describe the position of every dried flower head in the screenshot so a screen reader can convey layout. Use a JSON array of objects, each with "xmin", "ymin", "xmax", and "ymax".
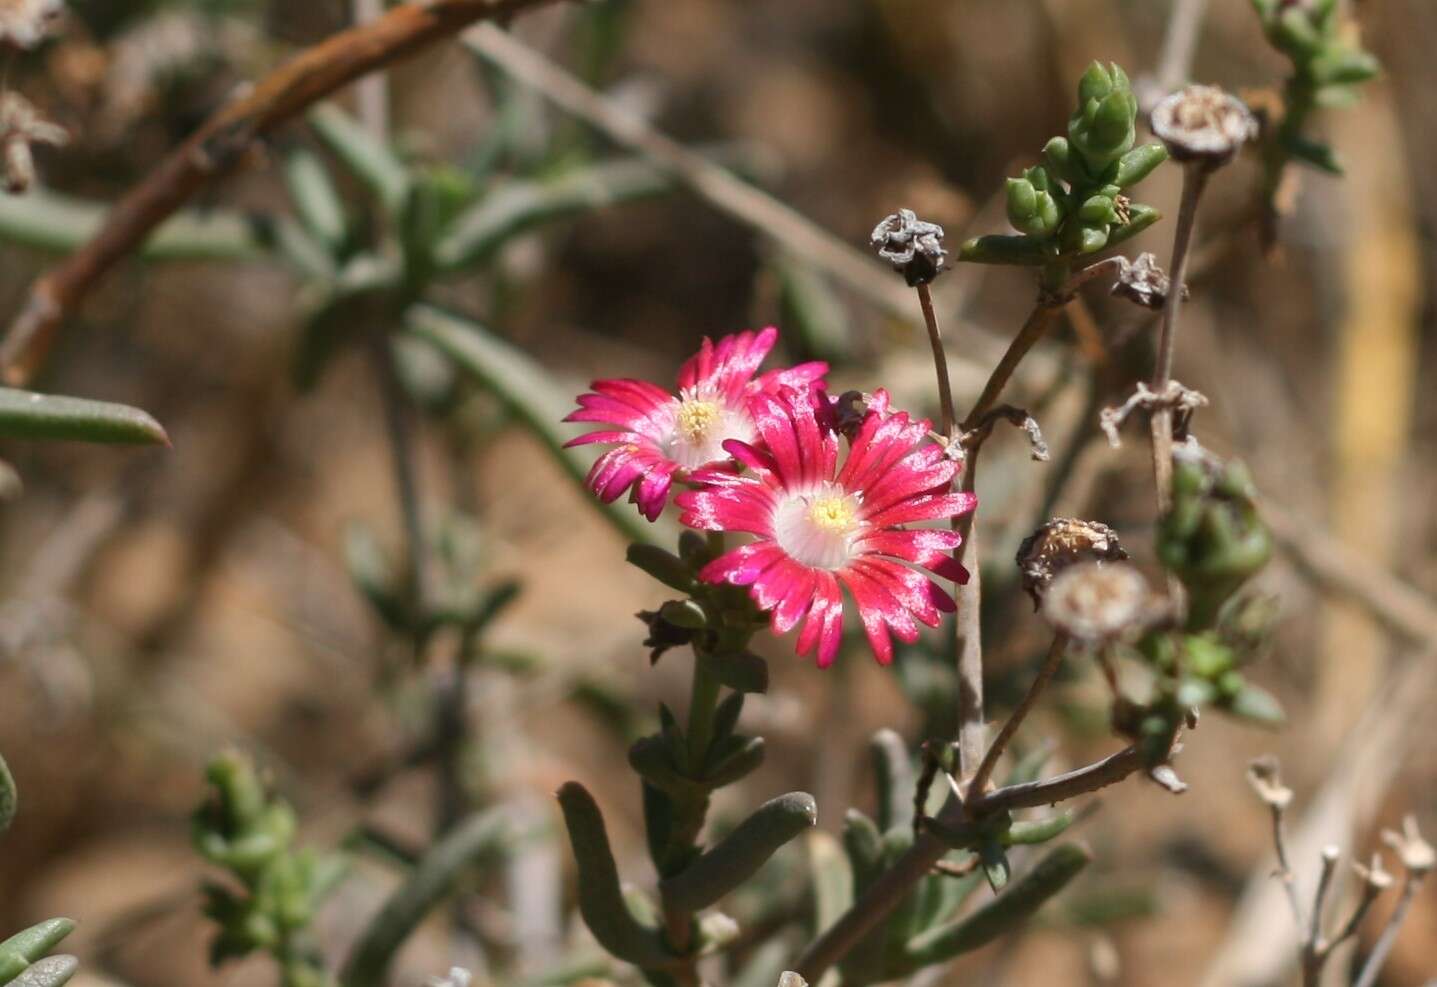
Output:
[
  {"xmin": 1381, "ymin": 815, "xmax": 1434, "ymax": 875},
  {"xmin": 0, "ymin": 0, "xmax": 63, "ymax": 48},
  {"xmin": 870, "ymin": 209, "xmax": 947, "ymax": 286},
  {"xmin": 1151, "ymin": 85, "xmax": 1258, "ymax": 167},
  {"xmin": 0, "ymin": 92, "xmax": 67, "ymax": 194},
  {"xmin": 1352, "ymin": 852, "xmax": 1395, "ymax": 892},
  {"xmin": 1246, "ymin": 754, "xmax": 1293, "ymax": 810},
  {"xmin": 1016, "ymin": 517, "xmax": 1127, "ymax": 608},
  {"xmin": 427, "ymin": 969, "xmax": 472, "ymax": 987},
  {"xmin": 1112, "ymin": 252, "xmax": 1187, "ymax": 311},
  {"xmin": 1041, "ymin": 561, "xmax": 1155, "ymax": 642}
]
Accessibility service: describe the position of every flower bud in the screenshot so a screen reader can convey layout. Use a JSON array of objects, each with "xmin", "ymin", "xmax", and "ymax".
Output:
[{"xmin": 1069, "ymin": 63, "xmax": 1137, "ymax": 170}]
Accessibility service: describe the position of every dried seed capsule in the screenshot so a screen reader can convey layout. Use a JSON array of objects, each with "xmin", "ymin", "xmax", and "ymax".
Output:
[
  {"xmin": 1150, "ymin": 85, "xmax": 1257, "ymax": 168},
  {"xmin": 1016, "ymin": 517, "xmax": 1127, "ymax": 608}
]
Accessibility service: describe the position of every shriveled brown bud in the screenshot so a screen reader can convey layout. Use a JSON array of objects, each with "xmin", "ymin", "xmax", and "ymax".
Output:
[
  {"xmin": 1041, "ymin": 561, "xmax": 1155, "ymax": 642},
  {"xmin": 1150, "ymin": 85, "xmax": 1257, "ymax": 167},
  {"xmin": 1246, "ymin": 754, "xmax": 1293, "ymax": 810},
  {"xmin": 1017, "ymin": 517, "xmax": 1127, "ymax": 608},
  {"xmin": 870, "ymin": 208, "xmax": 947, "ymax": 286}
]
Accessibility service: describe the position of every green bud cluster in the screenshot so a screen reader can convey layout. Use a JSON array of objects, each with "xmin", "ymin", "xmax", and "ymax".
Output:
[
  {"xmin": 965, "ymin": 62, "xmax": 1167, "ymax": 270},
  {"xmin": 1157, "ymin": 450, "xmax": 1273, "ymax": 630},
  {"xmin": 193, "ymin": 752, "xmax": 348, "ymax": 987},
  {"xmin": 1251, "ymin": 0, "xmax": 1380, "ymax": 210}
]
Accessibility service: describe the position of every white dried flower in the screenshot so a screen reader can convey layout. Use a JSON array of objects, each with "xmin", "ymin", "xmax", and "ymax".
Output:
[
  {"xmin": 0, "ymin": 91, "xmax": 67, "ymax": 193},
  {"xmin": 1381, "ymin": 815, "xmax": 1434, "ymax": 875},
  {"xmin": 1041, "ymin": 561, "xmax": 1156, "ymax": 642},
  {"xmin": 0, "ymin": 0, "xmax": 64, "ymax": 49},
  {"xmin": 1352, "ymin": 852, "xmax": 1395, "ymax": 892},
  {"xmin": 426, "ymin": 969, "xmax": 471, "ymax": 987},
  {"xmin": 1151, "ymin": 85, "xmax": 1257, "ymax": 166},
  {"xmin": 1246, "ymin": 755, "xmax": 1293, "ymax": 810}
]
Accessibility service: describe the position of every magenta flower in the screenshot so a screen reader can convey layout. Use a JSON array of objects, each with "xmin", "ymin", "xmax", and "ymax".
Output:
[
  {"xmin": 676, "ymin": 388, "xmax": 977, "ymax": 667},
  {"xmin": 564, "ymin": 328, "xmax": 826, "ymax": 520}
]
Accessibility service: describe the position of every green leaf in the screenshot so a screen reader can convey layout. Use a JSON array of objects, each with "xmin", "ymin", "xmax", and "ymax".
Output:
[
  {"xmin": 0, "ymin": 752, "xmax": 15, "ymax": 836},
  {"xmin": 896, "ymin": 844, "xmax": 1090, "ymax": 973},
  {"xmin": 339, "ymin": 809, "xmax": 510, "ymax": 987},
  {"xmin": 0, "ymin": 389, "xmax": 167, "ymax": 446},
  {"xmin": 308, "ymin": 103, "xmax": 410, "ymax": 215},
  {"xmin": 284, "ymin": 149, "xmax": 348, "ymax": 254},
  {"xmin": 869, "ymin": 729, "xmax": 915, "ymax": 834},
  {"xmin": 0, "ymin": 920, "xmax": 75, "ymax": 985},
  {"xmin": 6, "ymin": 956, "xmax": 78, "ymax": 987},
  {"xmin": 658, "ymin": 792, "xmax": 816, "ymax": 913},
  {"xmin": 1280, "ymin": 133, "xmax": 1344, "ymax": 175},
  {"xmin": 1225, "ymin": 682, "xmax": 1286, "ymax": 726},
  {"xmin": 958, "ymin": 234, "xmax": 1051, "ymax": 266},
  {"xmin": 434, "ymin": 157, "xmax": 678, "ymax": 272},
  {"xmin": 405, "ymin": 304, "xmax": 670, "ymax": 546},
  {"xmin": 807, "ymin": 830, "xmax": 853, "ymax": 937},
  {"xmin": 1106, "ymin": 203, "xmax": 1161, "ymax": 249},
  {"xmin": 553, "ymin": 783, "xmax": 673, "ymax": 969},
  {"xmin": 1113, "ymin": 143, "xmax": 1169, "ymax": 190},
  {"xmin": 0, "ymin": 188, "xmax": 274, "ymax": 261}
]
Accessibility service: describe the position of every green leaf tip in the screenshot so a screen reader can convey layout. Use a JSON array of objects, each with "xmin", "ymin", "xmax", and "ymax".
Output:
[
  {"xmin": 897, "ymin": 843, "xmax": 1091, "ymax": 972},
  {"xmin": 659, "ymin": 792, "xmax": 817, "ymax": 913},
  {"xmin": 555, "ymin": 782, "xmax": 673, "ymax": 970},
  {"xmin": 0, "ymin": 388, "xmax": 169, "ymax": 447}
]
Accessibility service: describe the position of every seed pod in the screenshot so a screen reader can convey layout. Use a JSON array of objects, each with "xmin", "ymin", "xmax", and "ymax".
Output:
[
  {"xmin": 1016, "ymin": 517, "xmax": 1127, "ymax": 608},
  {"xmin": 1151, "ymin": 85, "xmax": 1257, "ymax": 167}
]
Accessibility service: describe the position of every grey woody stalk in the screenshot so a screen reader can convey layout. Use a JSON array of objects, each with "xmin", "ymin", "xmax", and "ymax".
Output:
[{"xmin": 1146, "ymin": 85, "xmax": 1256, "ymax": 512}]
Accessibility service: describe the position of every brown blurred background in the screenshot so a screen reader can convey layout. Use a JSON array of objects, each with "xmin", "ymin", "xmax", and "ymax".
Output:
[{"xmin": 0, "ymin": 1, "xmax": 1433, "ymax": 985}]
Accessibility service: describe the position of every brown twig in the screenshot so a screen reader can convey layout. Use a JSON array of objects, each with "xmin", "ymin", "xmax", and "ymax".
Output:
[
  {"xmin": 0, "ymin": 0, "xmax": 565, "ymax": 383},
  {"xmin": 1149, "ymin": 165, "xmax": 1209, "ymax": 515},
  {"xmin": 793, "ymin": 740, "xmax": 1142, "ymax": 981},
  {"xmin": 965, "ymin": 633, "xmax": 1069, "ymax": 800}
]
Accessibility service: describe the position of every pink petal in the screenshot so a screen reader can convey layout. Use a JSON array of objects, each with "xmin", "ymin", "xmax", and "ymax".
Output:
[
  {"xmin": 866, "ymin": 491, "xmax": 978, "ymax": 528},
  {"xmin": 700, "ymin": 541, "xmax": 787, "ymax": 587},
  {"xmin": 838, "ymin": 563, "xmax": 919, "ymax": 666},
  {"xmin": 795, "ymin": 571, "xmax": 842, "ymax": 667},
  {"xmin": 676, "ymin": 327, "xmax": 778, "ymax": 402}
]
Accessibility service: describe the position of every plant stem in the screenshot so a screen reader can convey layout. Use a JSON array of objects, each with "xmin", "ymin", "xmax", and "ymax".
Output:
[
  {"xmin": 967, "ymin": 633, "xmax": 1069, "ymax": 800},
  {"xmin": 1352, "ymin": 872, "xmax": 1425, "ymax": 987},
  {"xmin": 1149, "ymin": 164, "xmax": 1208, "ymax": 514},
  {"xmin": 916, "ymin": 283, "xmax": 956, "ymax": 437},
  {"xmin": 792, "ymin": 742, "xmax": 1143, "ymax": 981}
]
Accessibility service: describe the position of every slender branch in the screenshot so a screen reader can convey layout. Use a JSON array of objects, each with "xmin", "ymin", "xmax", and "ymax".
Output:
[
  {"xmin": 0, "ymin": 0, "xmax": 565, "ymax": 383},
  {"xmin": 917, "ymin": 282, "xmax": 956, "ymax": 437},
  {"xmin": 1352, "ymin": 872, "xmax": 1425, "ymax": 987},
  {"xmin": 1268, "ymin": 802, "xmax": 1307, "ymax": 932},
  {"xmin": 1148, "ymin": 165, "xmax": 1208, "ymax": 514},
  {"xmin": 1301, "ymin": 846, "xmax": 1339, "ymax": 984},
  {"xmin": 966, "ymin": 633, "xmax": 1068, "ymax": 800},
  {"xmin": 961, "ymin": 305, "xmax": 1059, "ymax": 435},
  {"xmin": 967, "ymin": 743, "xmax": 1143, "ymax": 814},
  {"xmin": 792, "ymin": 742, "xmax": 1143, "ymax": 981}
]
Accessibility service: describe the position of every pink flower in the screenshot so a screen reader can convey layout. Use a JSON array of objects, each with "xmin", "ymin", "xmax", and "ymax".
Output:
[
  {"xmin": 564, "ymin": 328, "xmax": 826, "ymax": 520},
  {"xmin": 676, "ymin": 388, "xmax": 977, "ymax": 667}
]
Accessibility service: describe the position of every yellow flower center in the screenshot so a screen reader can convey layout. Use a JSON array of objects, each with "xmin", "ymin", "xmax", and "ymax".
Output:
[
  {"xmin": 807, "ymin": 495, "xmax": 857, "ymax": 533},
  {"xmin": 676, "ymin": 399, "xmax": 722, "ymax": 443}
]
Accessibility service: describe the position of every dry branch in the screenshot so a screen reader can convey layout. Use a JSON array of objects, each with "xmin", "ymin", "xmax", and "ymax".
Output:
[{"xmin": 0, "ymin": 0, "xmax": 564, "ymax": 383}]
